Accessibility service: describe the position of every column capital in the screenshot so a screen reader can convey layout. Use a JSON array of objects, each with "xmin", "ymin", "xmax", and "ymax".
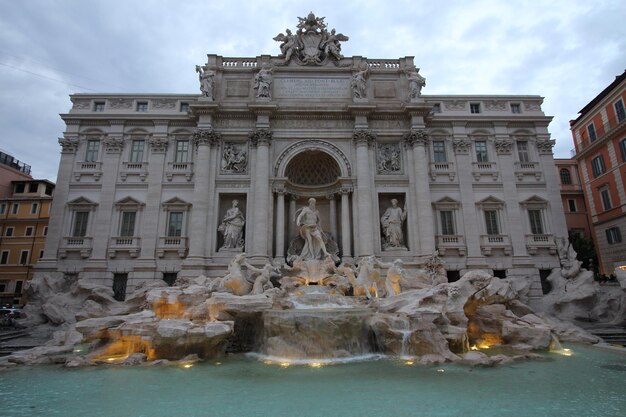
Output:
[
  {"xmin": 149, "ymin": 137, "xmax": 169, "ymax": 153},
  {"xmin": 536, "ymin": 139, "xmax": 556, "ymax": 155},
  {"xmin": 352, "ymin": 129, "xmax": 376, "ymax": 147},
  {"xmin": 494, "ymin": 138, "xmax": 513, "ymax": 154},
  {"xmin": 249, "ymin": 128, "xmax": 272, "ymax": 147},
  {"xmin": 402, "ymin": 129, "xmax": 429, "ymax": 148},
  {"xmin": 326, "ymin": 193, "xmax": 336, "ymax": 200},
  {"xmin": 452, "ymin": 138, "xmax": 472, "ymax": 154},
  {"xmin": 58, "ymin": 137, "xmax": 79, "ymax": 154},
  {"xmin": 103, "ymin": 136, "xmax": 124, "ymax": 154},
  {"xmin": 273, "ymin": 187, "xmax": 286, "ymax": 195},
  {"xmin": 193, "ymin": 128, "xmax": 221, "ymax": 147},
  {"xmin": 340, "ymin": 186, "xmax": 354, "ymax": 195}
]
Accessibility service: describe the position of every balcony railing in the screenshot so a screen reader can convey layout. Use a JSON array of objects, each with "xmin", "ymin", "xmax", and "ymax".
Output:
[
  {"xmin": 480, "ymin": 234, "xmax": 512, "ymax": 256},
  {"xmin": 108, "ymin": 236, "xmax": 141, "ymax": 258},
  {"xmin": 166, "ymin": 162, "xmax": 194, "ymax": 182},
  {"xmin": 120, "ymin": 162, "xmax": 148, "ymax": 182},
  {"xmin": 157, "ymin": 236, "xmax": 188, "ymax": 258},
  {"xmin": 514, "ymin": 161, "xmax": 542, "ymax": 181},
  {"xmin": 472, "ymin": 162, "xmax": 499, "ymax": 181},
  {"xmin": 525, "ymin": 234, "xmax": 556, "ymax": 255},
  {"xmin": 435, "ymin": 235, "xmax": 466, "ymax": 256},
  {"xmin": 429, "ymin": 162, "xmax": 456, "ymax": 181},
  {"xmin": 59, "ymin": 236, "xmax": 93, "ymax": 258},
  {"xmin": 73, "ymin": 161, "xmax": 102, "ymax": 181}
]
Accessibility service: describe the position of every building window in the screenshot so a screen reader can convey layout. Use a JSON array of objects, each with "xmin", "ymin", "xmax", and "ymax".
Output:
[
  {"xmin": 0, "ymin": 203, "xmax": 5, "ymax": 214},
  {"xmin": 432, "ymin": 103, "xmax": 441, "ymax": 113},
  {"xmin": 72, "ymin": 211, "xmax": 89, "ymax": 237},
  {"xmin": 163, "ymin": 272, "xmax": 178, "ymax": 286},
  {"xmin": 94, "ymin": 101, "xmax": 105, "ymax": 112},
  {"xmin": 113, "ymin": 273, "xmax": 128, "ymax": 302},
  {"xmin": 560, "ymin": 168, "xmax": 572, "ymax": 184},
  {"xmin": 11, "ymin": 203, "xmax": 19, "ymax": 214},
  {"xmin": 484, "ymin": 210, "xmax": 500, "ymax": 235},
  {"xmin": 136, "ymin": 102, "xmax": 148, "ymax": 112},
  {"xmin": 180, "ymin": 102, "xmax": 189, "ymax": 112},
  {"xmin": 15, "ymin": 183, "xmax": 25, "ymax": 193},
  {"xmin": 130, "ymin": 140, "xmax": 145, "ymax": 163},
  {"xmin": 615, "ymin": 99, "xmax": 626, "ymax": 123},
  {"xmin": 120, "ymin": 211, "xmax": 137, "ymax": 237},
  {"xmin": 5, "ymin": 227, "xmax": 13, "ymax": 237},
  {"xmin": 167, "ymin": 211, "xmax": 183, "ymax": 237},
  {"xmin": 19, "ymin": 250, "xmax": 29, "ymax": 265},
  {"xmin": 43, "ymin": 226, "xmax": 48, "ymax": 236},
  {"xmin": 85, "ymin": 140, "xmax": 100, "ymax": 162},
  {"xmin": 31, "ymin": 203, "xmax": 39, "ymax": 214},
  {"xmin": 45, "ymin": 185, "xmax": 53, "ymax": 196},
  {"xmin": 0, "ymin": 251, "xmax": 8, "ymax": 264},
  {"xmin": 470, "ymin": 103, "xmax": 481, "ymax": 114},
  {"xmin": 517, "ymin": 141, "xmax": 530, "ymax": 162},
  {"xmin": 475, "ymin": 141, "xmax": 488, "ymax": 162},
  {"xmin": 568, "ymin": 199, "xmax": 577, "ymax": 212},
  {"xmin": 432, "ymin": 141, "xmax": 447, "ymax": 162},
  {"xmin": 528, "ymin": 209, "xmax": 544, "ymax": 234},
  {"xmin": 620, "ymin": 138, "xmax": 626, "ymax": 163},
  {"xmin": 587, "ymin": 123, "xmax": 597, "ymax": 142},
  {"xmin": 591, "ymin": 155, "xmax": 606, "ymax": 177},
  {"xmin": 510, "ymin": 103, "xmax": 521, "ymax": 114},
  {"xmin": 440, "ymin": 210, "xmax": 455, "ymax": 235},
  {"xmin": 606, "ymin": 227, "xmax": 622, "ymax": 244},
  {"xmin": 39, "ymin": 250, "xmax": 44, "ymax": 259},
  {"xmin": 25, "ymin": 226, "xmax": 33, "ymax": 236},
  {"xmin": 600, "ymin": 186, "xmax": 612, "ymax": 211},
  {"xmin": 175, "ymin": 140, "xmax": 189, "ymax": 163},
  {"xmin": 28, "ymin": 183, "xmax": 38, "ymax": 193}
]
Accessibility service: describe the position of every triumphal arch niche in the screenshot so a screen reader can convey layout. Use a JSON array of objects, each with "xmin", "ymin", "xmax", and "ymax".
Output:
[{"xmin": 191, "ymin": 12, "xmax": 432, "ymax": 274}]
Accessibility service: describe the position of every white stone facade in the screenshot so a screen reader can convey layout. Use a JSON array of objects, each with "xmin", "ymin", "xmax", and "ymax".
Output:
[{"xmin": 36, "ymin": 19, "xmax": 567, "ymax": 301}]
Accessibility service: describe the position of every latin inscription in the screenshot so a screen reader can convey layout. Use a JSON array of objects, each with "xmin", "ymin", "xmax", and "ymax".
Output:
[{"xmin": 274, "ymin": 78, "xmax": 350, "ymax": 99}]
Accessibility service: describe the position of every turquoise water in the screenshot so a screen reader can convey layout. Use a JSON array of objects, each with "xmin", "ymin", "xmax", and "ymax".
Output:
[{"xmin": 1, "ymin": 345, "xmax": 624, "ymax": 417}]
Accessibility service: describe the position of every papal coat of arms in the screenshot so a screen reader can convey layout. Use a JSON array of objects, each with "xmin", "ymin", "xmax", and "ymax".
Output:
[{"xmin": 273, "ymin": 12, "xmax": 349, "ymax": 65}]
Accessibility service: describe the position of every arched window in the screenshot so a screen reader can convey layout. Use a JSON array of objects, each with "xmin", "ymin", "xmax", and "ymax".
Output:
[{"xmin": 559, "ymin": 168, "xmax": 571, "ymax": 185}]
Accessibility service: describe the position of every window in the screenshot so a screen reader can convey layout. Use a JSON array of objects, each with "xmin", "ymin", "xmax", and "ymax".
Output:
[
  {"xmin": 600, "ymin": 187, "xmax": 612, "ymax": 210},
  {"xmin": 620, "ymin": 138, "xmax": 626, "ymax": 163},
  {"xmin": 5, "ymin": 227, "xmax": 14, "ymax": 237},
  {"xmin": 31, "ymin": 203, "xmax": 38, "ymax": 214},
  {"xmin": 615, "ymin": 99, "xmax": 626, "ymax": 123},
  {"xmin": 433, "ymin": 141, "xmax": 447, "ymax": 162},
  {"xmin": 568, "ymin": 199, "xmax": 577, "ymax": 212},
  {"xmin": 72, "ymin": 211, "xmax": 89, "ymax": 237},
  {"xmin": 510, "ymin": 103, "xmax": 521, "ymax": 114},
  {"xmin": 528, "ymin": 209, "xmax": 544, "ymax": 234},
  {"xmin": 167, "ymin": 211, "xmax": 183, "ymax": 237},
  {"xmin": 85, "ymin": 140, "xmax": 100, "ymax": 162},
  {"xmin": 560, "ymin": 168, "xmax": 572, "ymax": 184},
  {"xmin": 484, "ymin": 210, "xmax": 500, "ymax": 235},
  {"xmin": 0, "ymin": 203, "xmax": 5, "ymax": 214},
  {"xmin": 163, "ymin": 272, "xmax": 178, "ymax": 286},
  {"xmin": 591, "ymin": 155, "xmax": 606, "ymax": 177},
  {"xmin": 120, "ymin": 211, "xmax": 137, "ymax": 237},
  {"xmin": 517, "ymin": 141, "xmax": 530, "ymax": 162},
  {"xmin": 432, "ymin": 103, "xmax": 441, "ymax": 113},
  {"xmin": 0, "ymin": 251, "xmax": 8, "ymax": 264},
  {"xmin": 175, "ymin": 140, "xmax": 189, "ymax": 163},
  {"xmin": 440, "ymin": 210, "xmax": 455, "ymax": 235},
  {"xmin": 15, "ymin": 183, "xmax": 25, "ymax": 193},
  {"xmin": 94, "ymin": 101, "xmax": 105, "ymax": 112},
  {"xmin": 113, "ymin": 273, "xmax": 128, "ymax": 302},
  {"xmin": 180, "ymin": 102, "xmax": 189, "ymax": 112},
  {"xmin": 28, "ymin": 183, "xmax": 38, "ymax": 193},
  {"xmin": 43, "ymin": 226, "xmax": 48, "ymax": 236},
  {"xmin": 45, "ymin": 185, "xmax": 53, "ymax": 196},
  {"xmin": 14, "ymin": 281, "xmax": 23, "ymax": 295},
  {"xmin": 470, "ymin": 103, "xmax": 481, "ymax": 114},
  {"xmin": 587, "ymin": 123, "xmax": 597, "ymax": 142},
  {"xmin": 606, "ymin": 227, "xmax": 622, "ymax": 244},
  {"xmin": 11, "ymin": 203, "xmax": 19, "ymax": 214},
  {"xmin": 136, "ymin": 102, "xmax": 148, "ymax": 112},
  {"xmin": 39, "ymin": 250, "xmax": 44, "ymax": 259},
  {"xmin": 19, "ymin": 250, "xmax": 29, "ymax": 265},
  {"xmin": 25, "ymin": 227, "xmax": 33, "ymax": 236},
  {"xmin": 130, "ymin": 140, "xmax": 145, "ymax": 163},
  {"xmin": 475, "ymin": 141, "xmax": 488, "ymax": 162}
]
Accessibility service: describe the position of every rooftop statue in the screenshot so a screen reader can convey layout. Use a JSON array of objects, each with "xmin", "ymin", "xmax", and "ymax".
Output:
[
  {"xmin": 273, "ymin": 12, "xmax": 348, "ymax": 65},
  {"xmin": 195, "ymin": 65, "xmax": 215, "ymax": 100}
]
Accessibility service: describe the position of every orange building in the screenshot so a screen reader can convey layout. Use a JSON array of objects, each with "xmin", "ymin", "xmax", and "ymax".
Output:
[
  {"xmin": 570, "ymin": 70, "xmax": 626, "ymax": 275},
  {"xmin": 0, "ymin": 179, "xmax": 54, "ymax": 306},
  {"xmin": 554, "ymin": 158, "xmax": 593, "ymax": 239}
]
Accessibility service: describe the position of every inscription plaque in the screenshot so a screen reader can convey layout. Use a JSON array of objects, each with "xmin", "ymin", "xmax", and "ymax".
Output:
[{"xmin": 274, "ymin": 77, "xmax": 351, "ymax": 99}]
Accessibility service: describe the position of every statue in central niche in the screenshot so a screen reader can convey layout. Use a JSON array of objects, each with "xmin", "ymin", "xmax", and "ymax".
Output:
[{"xmin": 287, "ymin": 198, "xmax": 340, "ymax": 264}]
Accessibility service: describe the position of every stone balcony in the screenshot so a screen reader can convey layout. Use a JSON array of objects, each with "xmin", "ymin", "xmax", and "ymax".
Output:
[
  {"xmin": 157, "ymin": 236, "xmax": 188, "ymax": 258},
  {"xmin": 525, "ymin": 234, "xmax": 557, "ymax": 255},
  {"xmin": 514, "ymin": 161, "xmax": 542, "ymax": 182},
  {"xmin": 429, "ymin": 162, "xmax": 456, "ymax": 182},
  {"xmin": 472, "ymin": 162, "xmax": 499, "ymax": 181},
  {"xmin": 165, "ymin": 162, "xmax": 194, "ymax": 182},
  {"xmin": 480, "ymin": 234, "xmax": 512, "ymax": 256},
  {"xmin": 108, "ymin": 236, "xmax": 141, "ymax": 258},
  {"xmin": 59, "ymin": 236, "xmax": 93, "ymax": 258},
  {"xmin": 435, "ymin": 235, "xmax": 466, "ymax": 256},
  {"xmin": 120, "ymin": 162, "xmax": 148, "ymax": 182},
  {"xmin": 73, "ymin": 161, "xmax": 102, "ymax": 182}
]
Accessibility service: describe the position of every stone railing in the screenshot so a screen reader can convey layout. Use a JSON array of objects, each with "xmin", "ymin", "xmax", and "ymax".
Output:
[
  {"xmin": 166, "ymin": 162, "xmax": 194, "ymax": 182},
  {"xmin": 429, "ymin": 162, "xmax": 456, "ymax": 181},
  {"xmin": 120, "ymin": 162, "xmax": 149, "ymax": 182},
  {"xmin": 472, "ymin": 162, "xmax": 499, "ymax": 181},
  {"xmin": 222, "ymin": 58, "xmax": 258, "ymax": 68},
  {"xmin": 157, "ymin": 236, "xmax": 188, "ymax": 258},
  {"xmin": 514, "ymin": 161, "xmax": 542, "ymax": 182},
  {"xmin": 480, "ymin": 234, "xmax": 512, "ymax": 256},
  {"xmin": 108, "ymin": 236, "xmax": 141, "ymax": 258},
  {"xmin": 59, "ymin": 236, "xmax": 93, "ymax": 258},
  {"xmin": 74, "ymin": 161, "xmax": 103, "ymax": 182},
  {"xmin": 525, "ymin": 234, "xmax": 556, "ymax": 255},
  {"xmin": 368, "ymin": 60, "xmax": 401, "ymax": 69},
  {"xmin": 435, "ymin": 235, "xmax": 466, "ymax": 256}
]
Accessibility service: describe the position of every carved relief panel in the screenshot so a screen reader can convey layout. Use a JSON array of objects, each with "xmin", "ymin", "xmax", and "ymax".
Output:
[{"xmin": 221, "ymin": 142, "xmax": 249, "ymax": 174}]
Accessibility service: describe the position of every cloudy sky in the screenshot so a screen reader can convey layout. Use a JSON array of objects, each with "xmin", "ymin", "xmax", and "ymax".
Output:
[{"xmin": 0, "ymin": 0, "xmax": 624, "ymax": 181}]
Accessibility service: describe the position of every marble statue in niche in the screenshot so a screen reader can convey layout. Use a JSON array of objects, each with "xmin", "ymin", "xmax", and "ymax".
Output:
[
  {"xmin": 196, "ymin": 65, "xmax": 215, "ymax": 100},
  {"xmin": 381, "ymin": 199, "xmax": 407, "ymax": 249},
  {"xmin": 351, "ymin": 66, "xmax": 369, "ymax": 99},
  {"xmin": 221, "ymin": 143, "xmax": 248, "ymax": 173},
  {"xmin": 254, "ymin": 66, "xmax": 273, "ymax": 99},
  {"xmin": 218, "ymin": 200, "xmax": 245, "ymax": 251},
  {"xmin": 405, "ymin": 67, "xmax": 426, "ymax": 101}
]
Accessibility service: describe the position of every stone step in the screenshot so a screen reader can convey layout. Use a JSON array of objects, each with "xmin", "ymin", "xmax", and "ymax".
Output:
[{"xmin": 0, "ymin": 330, "xmax": 27, "ymax": 342}]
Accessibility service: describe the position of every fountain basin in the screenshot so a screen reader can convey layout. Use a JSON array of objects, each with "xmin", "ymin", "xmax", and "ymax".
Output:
[{"xmin": 261, "ymin": 308, "xmax": 372, "ymax": 360}]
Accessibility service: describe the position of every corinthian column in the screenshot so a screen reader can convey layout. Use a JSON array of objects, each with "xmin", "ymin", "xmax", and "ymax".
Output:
[
  {"xmin": 352, "ymin": 130, "xmax": 376, "ymax": 256},
  {"xmin": 340, "ymin": 187, "xmax": 353, "ymax": 260},
  {"xmin": 274, "ymin": 187, "xmax": 285, "ymax": 262},
  {"xmin": 249, "ymin": 129, "xmax": 272, "ymax": 259},
  {"xmin": 403, "ymin": 129, "xmax": 435, "ymax": 255}
]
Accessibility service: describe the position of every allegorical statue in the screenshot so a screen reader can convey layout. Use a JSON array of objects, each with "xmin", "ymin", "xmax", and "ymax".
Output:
[
  {"xmin": 381, "ymin": 199, "xmax": 407, "ymax": 249},
  {"xmin": 273, "ymin": 28, "xmax": 299, "ymax": 63},
  {"xmin": 254, "ymin": 66, "xmax": 273, "ymax": 99},
  {"xmin": 296, "ymin": 198, "xmax": 331, "ymax": 260},
  {"xmin": 218, "ymin": 200, "xmax": 245, "ymax": 250},
  {"xmin": 405, "ymin": 67, "xmax": 426, "ymax": 101},
  {"xmin": 351, "ymin": 66, "xmax": 369, "ymax": 99},
  {"xmin": 195, "ymin": 65, "xmax": 215, "ymax": 100}
]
